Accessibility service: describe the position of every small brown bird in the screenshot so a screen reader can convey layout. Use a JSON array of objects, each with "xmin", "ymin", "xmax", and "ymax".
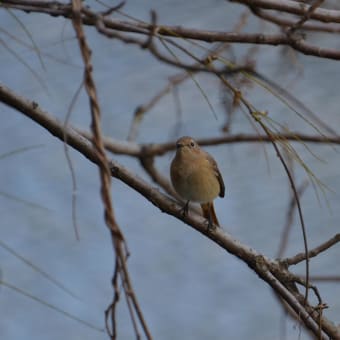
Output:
[{"xmin": 170, "ymin": 136, "xmax": 225, "ymax": 227}]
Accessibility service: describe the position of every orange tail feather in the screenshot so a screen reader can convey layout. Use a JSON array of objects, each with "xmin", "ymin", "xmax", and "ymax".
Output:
[{"xmin": 200, "ymin": 202, "xmax": 220, "ymax": 227}]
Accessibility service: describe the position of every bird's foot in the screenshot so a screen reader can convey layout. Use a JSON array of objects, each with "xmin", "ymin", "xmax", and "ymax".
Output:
[
  {"xmin": 180, "ymin": 201, "xmax": 189, "ymax": 217},
  {"xmin": 204, "ymin": 217, "xmax": 216, "ymax": 232}
]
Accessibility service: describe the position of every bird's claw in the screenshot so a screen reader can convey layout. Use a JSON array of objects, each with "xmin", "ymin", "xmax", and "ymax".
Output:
[
  {"xmin": 180, "ymin": 201, "xmax": 189, "ymax": 217},
  {"xmin": 204, "ymin": 217, "xmax": 216, "ymax": 232}
]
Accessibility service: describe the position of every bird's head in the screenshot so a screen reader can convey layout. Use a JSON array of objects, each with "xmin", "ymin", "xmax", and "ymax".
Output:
[{"xmin": 175, "ymin": 136, "xmax": 199, "ymax": 156}]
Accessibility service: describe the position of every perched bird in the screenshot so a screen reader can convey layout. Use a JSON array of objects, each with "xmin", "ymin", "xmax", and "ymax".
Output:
[{"xmin": 170, "ymin": 136, "xmax": 225, "ymax": 227}]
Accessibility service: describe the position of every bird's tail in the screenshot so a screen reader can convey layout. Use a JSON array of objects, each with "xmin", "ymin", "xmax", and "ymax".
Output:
[{"xmin": 200, "ymin": 202, "xmax": 220, "ymax": 227}]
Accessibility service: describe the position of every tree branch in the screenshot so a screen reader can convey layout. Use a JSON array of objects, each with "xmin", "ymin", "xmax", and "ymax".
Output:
[
  {"xmin": 77, "ymin": 128, "xmax": 340, "ymax": 158},
  {"xmin": 2, "ymin": 0, "xmax": 340, "ymax": 60},
  {"xmin": 232, "ymin": 0, "xmax": 340, "ymax": 23},
  {"xmin": 1, "ymin": 82, "xmax": 340, "ymax": 339},
  {"xmin": 283, "ymin": 234, "xmax": 340, "ymax": 266}
]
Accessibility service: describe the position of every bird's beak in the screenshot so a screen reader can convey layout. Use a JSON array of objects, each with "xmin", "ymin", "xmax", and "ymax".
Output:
[{"xmin": 176, "ymin": 142, "xmax": 183, "ymax": 149}]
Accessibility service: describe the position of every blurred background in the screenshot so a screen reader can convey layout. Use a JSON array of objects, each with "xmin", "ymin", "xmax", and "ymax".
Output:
[{"xmin": 0, "ymin": 1, "xmax": 339, "ymax": 339}]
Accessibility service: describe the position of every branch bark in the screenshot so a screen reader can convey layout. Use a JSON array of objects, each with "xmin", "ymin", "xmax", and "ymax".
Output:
[
  {"xmin": 2, "ymin": 0, "xmax": 340, "ymax": 60},
  {"xmin": 232, "ymin": 0, "xmax": 340, "ymax": 23},
  {"xmin": 283, "ymin": 234, "xmax": 340, "ymax": 266},
  {"xmin": 1, "ymin": 82, "xmax": 339, "ymax": 339},
  {"xmin": 77, "ymin": 128, "xmax": 340, "ymax": 158}
]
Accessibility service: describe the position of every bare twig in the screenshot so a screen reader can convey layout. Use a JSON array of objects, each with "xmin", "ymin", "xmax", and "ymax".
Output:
[
  {"xmin": 232, "ymin": 0, "xmax": 340, "ymax": 23},
  {"xmin": 215, "ymin": 72, "xmax": 311, "ymax": 302},
  {"xmin": 258, "ymin": 269, "xmax": 327, "ymax": 340},
  {"xmin": 310, "ymin": 275, "xmax": 340, "ymax": 282},
  {"xmin": 249, "ymin": 6, "xmax": 340, "ymax": 33},
  {"xmin": 0, "ymin": 239, "xmax": 78, "ymax": 299},
  {"xmin": 283, "ymin": 234, "xmax": 340, "ymax": 266},
  {"xmin": 127, "ymin": 12, "xmax": 250, "ymax": 141},
  {"xmin": 63, "ymin": 80, "xmax": 84, "ymax": 241},
  {"xmin": 0, "ymin": 279, "xmax": 103, "ymax": 332},
  {"xmin": 277, "ymin": 180, "xmax": 309, "ymax": 258},
  {"xmin": 139, "ymin": 156, "xmax": 178, "ymax": 199},
  {"xmin": 70, "ymin": 1, "xmax": 151, "ymax": 338},
  {"xmin": 287, "ymin": 0, "xmax": 325, "ymax": 33},
  {"xmin": 0, "ymin": 37, "xmax": 48, "ymax": 92}
]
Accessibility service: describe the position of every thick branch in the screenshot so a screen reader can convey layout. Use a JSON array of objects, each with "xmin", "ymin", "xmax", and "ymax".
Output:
[
  {"xmin": 2, "ymin": 0, "xmax": 340, "ymax": 60},
  {"xmin": 77, "ymin": 129, "xmax": 340, "ymax": 158},
  {"xmin": 0, "ymin": 83, "xmax": 339, "ymax": 338}
]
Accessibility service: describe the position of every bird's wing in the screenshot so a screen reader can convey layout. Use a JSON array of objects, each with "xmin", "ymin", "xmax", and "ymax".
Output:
[{"xmin": 205, "ymin": 152, "xmax": 225, "ymax": 198}]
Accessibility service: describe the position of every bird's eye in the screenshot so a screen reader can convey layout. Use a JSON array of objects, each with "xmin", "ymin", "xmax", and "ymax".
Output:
[{"xmin": 190, "ymin": 141, "xmax": 195, "ymax": 147}]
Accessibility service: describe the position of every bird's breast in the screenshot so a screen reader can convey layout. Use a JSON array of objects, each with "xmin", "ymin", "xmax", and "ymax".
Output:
[{"xmin": 170, "ymin": 155, "xmax": 220, "ymax": 203}]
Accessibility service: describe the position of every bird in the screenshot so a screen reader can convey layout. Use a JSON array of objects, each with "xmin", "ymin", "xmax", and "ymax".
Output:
[{"xmin": 170, "ymin": 136, "xmax": 225, "ymax": 227}]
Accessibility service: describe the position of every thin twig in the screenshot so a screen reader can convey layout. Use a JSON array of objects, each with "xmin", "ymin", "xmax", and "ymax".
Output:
[
  {"xmin": 283, "ymin": 234, "xmax": 340, "ymax": 266},
  {"xmin": 287, "ymin": 0, "xmax": 325, "ymax": 33},
  {"xmin": 250, "ymin": 5, "xmax": 340, "ymax": 33},
  {"xmin": 310, "ymin": 275, "xmax": 340, "ymax": 282},
  {"xmin": 63, "ymin": 80, "xmax": 84, "ymax": 241},
  {"xmin": 70, "ymin": 1, "xmax": 152, "ymax": 339},
  {"xmin": 277, "ymin": 180, "xmax": 309, "ymax": 258},
  {"xmin": 0, "ymin": 239, "xmax": 79, "ymax": 299}
]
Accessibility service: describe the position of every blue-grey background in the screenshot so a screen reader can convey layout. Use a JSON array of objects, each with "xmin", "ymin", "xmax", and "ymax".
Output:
[{"xmin": 0, "ymin": 1, "xmax": 339, "ymax": 339}]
